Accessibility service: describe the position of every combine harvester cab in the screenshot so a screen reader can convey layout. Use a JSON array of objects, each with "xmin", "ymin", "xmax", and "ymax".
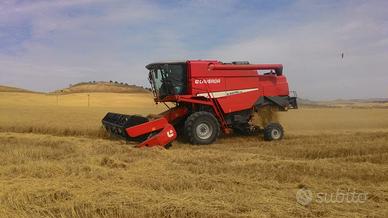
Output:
[{"xmin": 102, "ymin": 60, "xmax": 297, "ymax": 148}]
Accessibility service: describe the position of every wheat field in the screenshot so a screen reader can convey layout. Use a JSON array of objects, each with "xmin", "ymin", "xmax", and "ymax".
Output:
[{"xmin": 0, "ymin": 92, "xmax": 387, "ymax": 217}]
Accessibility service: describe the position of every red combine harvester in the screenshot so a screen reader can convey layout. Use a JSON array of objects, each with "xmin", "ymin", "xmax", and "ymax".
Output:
[{"xmin": 102, "ymin": 60, "xmax": 297, "ymax": 148}]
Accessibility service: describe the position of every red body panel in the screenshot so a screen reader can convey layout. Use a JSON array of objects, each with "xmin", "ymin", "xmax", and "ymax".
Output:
[
  {"xmin": 126, "ymin": 118, "xmax": 168, "ymax": 137},
  {"xmin": 125, "ymin": 106, "xmax": 189, "ymax": 148},
  {"xmin": 184, "ymin": 60, "xmax": 290, "ymax": 114},
  {"xmin": 137, "ymin": 123, "xmax": 176, "ymax": 148}
]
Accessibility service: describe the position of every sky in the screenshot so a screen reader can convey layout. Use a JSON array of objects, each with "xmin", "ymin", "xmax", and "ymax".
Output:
[{"xmin": 0, "ymin": 0, "xmax": 387, "ymax": 100}]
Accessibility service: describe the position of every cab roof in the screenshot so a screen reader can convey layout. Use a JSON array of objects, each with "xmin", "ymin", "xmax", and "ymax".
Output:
[
  {"xmin": 145, "ymin": 60, "xmax": 186, "ymax": 69},
  {"xmin": 145, "ymin": 60, "xmax": 220, "ymax": 69}
]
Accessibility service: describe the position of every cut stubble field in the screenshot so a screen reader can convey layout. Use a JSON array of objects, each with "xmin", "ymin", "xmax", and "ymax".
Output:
[{"xmin": 0, "ymin": 92, "xmax": 387, "ymax": 217}]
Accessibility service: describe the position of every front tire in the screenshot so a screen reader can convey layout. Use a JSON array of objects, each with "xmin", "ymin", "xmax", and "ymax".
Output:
[
  {"xmin": 263, "ymin": 122, "xmax": 284, "ymax": 141},
  {"xmin": 184, "ymin": 111, "xmax": 220, "ymax": 144}
]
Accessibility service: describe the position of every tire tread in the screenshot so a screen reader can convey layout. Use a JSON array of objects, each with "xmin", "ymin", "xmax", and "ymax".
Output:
[
  {"xmin": 263, "ymin": 122, "xmax": 284, "ymax": 141},
  {"xmin": 184, "ymin": 111, "xmax": 220, "ymax": 144}
]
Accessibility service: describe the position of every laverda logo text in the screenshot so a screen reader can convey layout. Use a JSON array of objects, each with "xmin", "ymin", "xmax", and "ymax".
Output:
[{"xmin": 194, "ymin": 78, "xmax": 221, "ymax": 84}]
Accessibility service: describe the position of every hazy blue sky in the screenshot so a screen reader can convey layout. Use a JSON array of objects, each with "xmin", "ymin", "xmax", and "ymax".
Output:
[{"xmin": 0, "ymin": 0, "xmax": 387, "ymax": 99}]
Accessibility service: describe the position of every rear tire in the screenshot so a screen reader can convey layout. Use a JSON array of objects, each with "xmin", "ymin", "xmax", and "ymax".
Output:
[
  {"xmin": 184, "ymin": 111, "xmax": 220, "ymax": 145},
  {"xmin": 263, "ymin": 122, "xmax": 284, "ymax": 141}
]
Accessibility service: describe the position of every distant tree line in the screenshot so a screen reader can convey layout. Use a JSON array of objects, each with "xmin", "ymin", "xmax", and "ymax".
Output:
[{"xmin": 68, "ymin": 81, "xmax": 149, "ymax": 91}]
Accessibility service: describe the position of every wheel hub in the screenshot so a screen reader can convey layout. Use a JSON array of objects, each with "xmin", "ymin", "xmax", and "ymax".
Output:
[
  {"xmin": 271, "ymin": 129, "xmax": 281, "ymax": 140},
  {"xmin": 196, "ymin": 123, "xmax": 213, "ymax": 140}
]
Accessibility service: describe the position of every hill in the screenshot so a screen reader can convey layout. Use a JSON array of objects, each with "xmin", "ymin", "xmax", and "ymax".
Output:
[
  {"xmin": 0, "ymin": 85, "xmax": 35, "ymax": 93},
  {"xmin": 52, "ymin": 81, "xmax": 150, "ymax": 94}
]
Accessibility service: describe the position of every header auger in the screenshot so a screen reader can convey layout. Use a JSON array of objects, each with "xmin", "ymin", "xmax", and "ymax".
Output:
[{"xmin": 102, "ymin": 60, "xmax": 297, "ymax": 148}]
